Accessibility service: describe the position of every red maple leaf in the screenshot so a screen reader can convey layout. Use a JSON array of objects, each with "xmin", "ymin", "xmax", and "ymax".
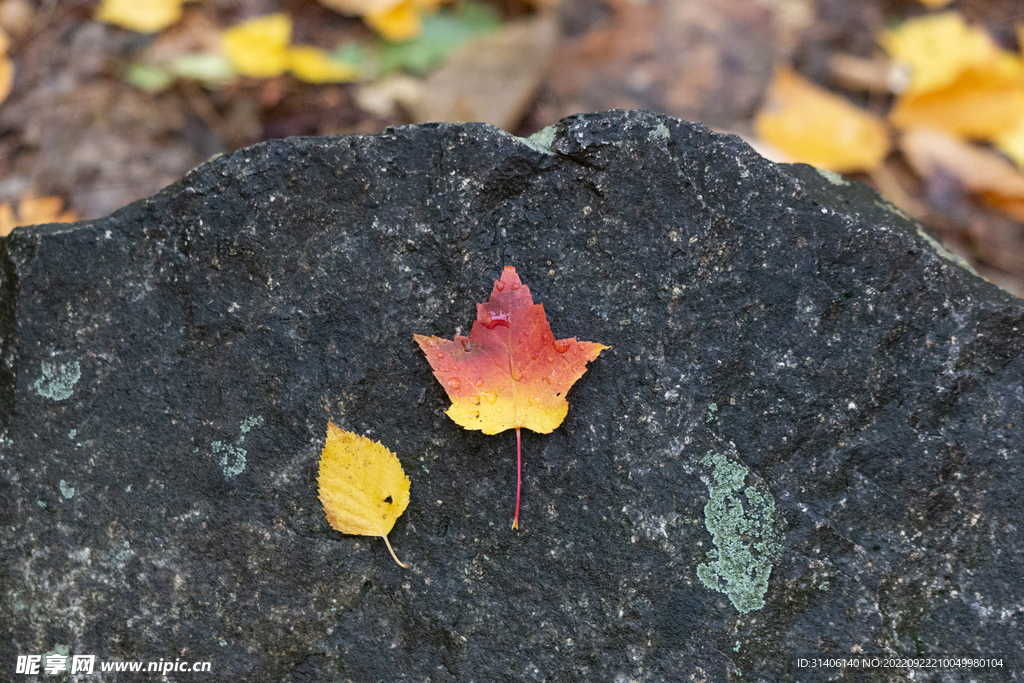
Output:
[{"xmin": 414, "ymin": 266, "xmax": 609, "ymax": 528}]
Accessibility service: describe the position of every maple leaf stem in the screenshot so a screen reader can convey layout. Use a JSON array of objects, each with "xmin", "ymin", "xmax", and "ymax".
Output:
[
  {"xmin": 382, "ymin": 533, "xmax": 409, "ymax": 568},
  {"xmin": 512, "ymin": 427, "xmax": 522, "ymax": 530}
]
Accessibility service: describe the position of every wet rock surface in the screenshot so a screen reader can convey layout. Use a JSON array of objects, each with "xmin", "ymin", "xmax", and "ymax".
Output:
[{"xmin": 2, "ymin": 111, "xmax": 1022, "ymax": 681}]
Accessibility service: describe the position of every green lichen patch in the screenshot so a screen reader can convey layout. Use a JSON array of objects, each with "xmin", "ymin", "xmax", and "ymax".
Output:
[
  {"xmin": 34, "ymin": 361, "xmax": 81, "ymax": 401},
  {"xmin": 214, "ymin": 415, "xmax": 264, "ymax": 478},
  {"xmin": 59, "ymin": 480, "xmax": 75, "ymax": 499},
  {"xmin": 817, "ymin": 169, "xmax": 849, "ymax": 186},
  {"xmin": 696, "ymin": 450, "xmax": 784, "ymax": 613},
  {"xmin": 517, "ymin": 125, "xmax": 557, "ymax": 155}
]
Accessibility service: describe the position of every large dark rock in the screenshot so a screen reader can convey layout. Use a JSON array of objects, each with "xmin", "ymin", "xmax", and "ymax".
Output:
[{"xmin": 2, "ymin": 111, "xmax": 1022, "ymax": 681}]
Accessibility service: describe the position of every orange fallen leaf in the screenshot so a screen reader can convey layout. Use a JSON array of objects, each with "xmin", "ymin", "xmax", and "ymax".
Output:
[
  {"xmin": 414, "ymin": 266, "xmax": 608, "ymax": 529},
  {"xmin": 754, "ymin": 67, "xmax": 890, "ymax": 173},
  {"xmin": 222, "ymin": 13, "xmax": 292, "ymax": 78},
  {"xmin": 981, "ymin": 193, "xmax": 1024, "ymax": 223},
  {"xmin": 318, "ymin": 422, "xmax": 411, "ymax": 568},
  {"xmin": 95, "ymin": 0, "xmax": 185, "ymax": 33},
  {"xmin": 0, "ymin": 196, "xmax": 77, "ymax": 237}
]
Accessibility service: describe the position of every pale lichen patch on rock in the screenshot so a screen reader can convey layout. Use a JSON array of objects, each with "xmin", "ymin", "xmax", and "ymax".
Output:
[
  {"xmin": 33, "ymin": 360, "xmax": 81, "ymax": 401},
  {"xmin": 696, "ymin": 450, "xmax": 784, "ymax": 614}
]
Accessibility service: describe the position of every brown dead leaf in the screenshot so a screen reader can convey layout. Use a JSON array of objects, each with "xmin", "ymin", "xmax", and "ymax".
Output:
[
  {"xmin": 407, "ymin": 13, "xmax": 557, "ymax": 131},
  {"xmin": 546, "ymin": 0, "xmax": 783, "ymax": 128},
  {"xmin": 900, "ymin": 127, "xmax": 1024, "ymax": 198}
]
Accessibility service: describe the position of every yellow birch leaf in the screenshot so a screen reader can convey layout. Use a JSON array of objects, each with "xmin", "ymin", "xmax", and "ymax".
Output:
[
  {"xmin": 318, "ymin": 422, "xmax": 411, "ymax": 568},
  {"xmin": 754, "ymin": 67, "xmax": 890, "ymax": 173},
  {"xmin": 223, "ymin": 13, "xmax": 292, "ymax": 78},
  {"xmin": 288, "ymin": 46, "xmax": 359, "ymax": 83},
  {"xmin": 95, "ymin": 0, "xmax": 184, "ymax": 34},
  {"xmin": 889, "ymin": 56, "xmax": 1024, "ymax": 140},
  {"xmin": 880, "ymin": 12, "xmax": 999, "ymax": 95}
]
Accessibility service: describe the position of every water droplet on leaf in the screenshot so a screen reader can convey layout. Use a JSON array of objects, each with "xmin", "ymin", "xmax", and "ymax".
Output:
[
  {"xmin": 481, "ymin": 390, "xmax": 498, "ymax": 404},
  {"xmin": 447, "ymin": 378, "xmax": 461, "ymax": 390},
  {"xmin": 553, "ymin": 339, "xmax": 571, "ymax": 353},
  {"xmin": 480, "ymin": 310, "xmax": 511, "ymax": 329},
  {"xmin": 494, "ymin": 280, "xmax": 505, "ymax": 291}
]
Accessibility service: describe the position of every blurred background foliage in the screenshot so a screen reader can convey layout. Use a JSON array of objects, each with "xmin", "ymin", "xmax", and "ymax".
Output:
[{"xmin": 1, "ymin": 0, "xmax": 1024, "ymax": 297}]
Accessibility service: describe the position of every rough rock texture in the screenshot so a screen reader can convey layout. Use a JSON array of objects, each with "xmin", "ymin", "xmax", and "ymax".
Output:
[{"xmin": 2, "ymin": 111, "xmax": 1023, "ymax": 682}]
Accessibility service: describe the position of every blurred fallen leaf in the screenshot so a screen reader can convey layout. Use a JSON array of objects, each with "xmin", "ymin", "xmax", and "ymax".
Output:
[
  {"xmin": 828, "ymin": 52, "xmax": 908, "ymax": 94},
  {"xmin": 995, "ymin": 117, "xmax": 1024, "ymax": 170},
  {"xmin": 223, "ymin": 13, "xmax": 292, "ymax": 78},
  {"xmin": 915, "ymin": 0, "xmax": 954, "ymax": 8},
  {"xmin": 378, "ymin": 1, "xmax": 500, "ymax": 75},
  {"xmin": 95, "ymin": 0, "xmax": 185, "ymax": 34},
  {"xmin": 888, "ymin": 55, "xmax": 1024, "ymax": 141},
  {"xmin": 0, "ymin": 196, "xmax": 77, "ymax": 236},
  {"xmin": 355, "ymin": 73, "xmax": 423, "ymax": 118},
  {"xmin": 126, "ymin": 63, "xmax": 174, "ymax": 91},
  {"xmin": 880, "ymin": 12, "xmax": 1000, "ymax": 95},
  {"xmin": 0, "ymin": 28, "xmax": 12, "ymax": 106},
  {"xmin": 366, "ymin": 0, "xmax": 423, "ymax": 42},
  {"xmin": 901, "ymin": 128, "xmax": 1024, "ymax": 205},
  {"xmin": 0, "ymin": 0, "xmax": 33, "ymax": 38},
  {"xmin": 407, "ymin": 13, "xmax": 557, "ymax": 131},
  {"xmin": 753, "ymin": 67, "xmax": 890, "ymax": 173},
  {"xmin": 982, "ymin": 193, "xmax": 1024, "ymax": 223},
  {"xmin": 317, "ymin": 0, "xmax": 443, "ymax": 41},
  {"xmin": 288, "ymin": 45, "xmax": 359, "ymax": 84}
]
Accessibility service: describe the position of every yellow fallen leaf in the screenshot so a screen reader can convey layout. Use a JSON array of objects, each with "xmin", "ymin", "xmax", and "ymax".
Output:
[
  {"xmin": 0, "ymin": 196, "xmax": 77, "ymax": 237},
  {"xmin": 95, "ymin": 0, "xmax": 184, "ymax": 34},
  {"xmin": 318, "ymin": 422, "xmax": 411, "ymax": 568},
  {"xmin": 880, "ymin": 12, "xmax": 1000, "ymax": 95},
  {"xmin": 889, "ymin": 55, "xmax": 1024, "ymax": 140},
  {"xmin": 222, "ymin": 13, "xmax": 292, "ymax": 78},
  {"xmin": 365, "ymin": 0, "xmax": 422, "ymax": 41},
  {"xmin": 288, "ymin": 46, "xmax": 359, "ymax": 83},
  {"xmin": 753, "ymin": 67, "xmax": 890, "ymax": 173},
  {"xmin": 315, "ymin": 0, "xmax": 442, "ymax": 40}
]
